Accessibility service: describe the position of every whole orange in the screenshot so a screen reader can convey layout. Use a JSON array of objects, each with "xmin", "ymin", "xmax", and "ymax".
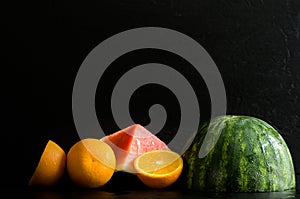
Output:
[
  {"xmin": 67, "ymin": 138, "xmax": 116, "ymax": 188},
  {"xmin": 29, "ymin": 140, "xmax": 66, "ymax": 186}
]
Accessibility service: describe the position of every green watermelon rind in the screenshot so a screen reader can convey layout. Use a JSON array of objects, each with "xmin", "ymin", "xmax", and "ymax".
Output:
[{"xmin": 183, "ymin": 115, "xmax": 296, "ymax": 192}]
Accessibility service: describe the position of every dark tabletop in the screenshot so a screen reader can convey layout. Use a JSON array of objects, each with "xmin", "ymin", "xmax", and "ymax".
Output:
[
  {"xmin": 3, "ymin": 189, "xmax": 298, "ymax": 199},
  {"xmin": 2, "ymin": 187, "xmax": 299, "ymax": 199},
  {"xmin": 2, "ymin": 175, "xmax": 300, "ymax": 199}
]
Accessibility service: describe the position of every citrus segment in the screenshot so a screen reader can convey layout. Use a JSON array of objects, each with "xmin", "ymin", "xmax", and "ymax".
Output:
[
  {"xmin": 101, "ymin": 124, "xmax": 169, "ymax": 173},
  {"xmin": 133, "ymin": 150, "xmax": 183, "ymax": 188},
  {"xmin": 29, "ymin": 140, "xmax": 66, "ymax": 186},
  {"xmin": 66, "ymin": 138, "xmax": 116, "ymax": 188}
]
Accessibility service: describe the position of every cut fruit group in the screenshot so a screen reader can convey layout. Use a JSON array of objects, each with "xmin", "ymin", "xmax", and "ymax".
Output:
[
  {"xmin": 133, "ymin": 150, "xmax": 183, "ymax": 189},
  {"xmin": 101, "ymin": 124, "xmax": 169, "ymax": 173},
  {"xmin": 29, "ymin": 140, "xmax": 66, "ymax": 186}
]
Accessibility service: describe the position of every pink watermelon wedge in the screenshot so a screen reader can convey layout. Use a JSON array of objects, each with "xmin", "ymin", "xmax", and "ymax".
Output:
[{"xmin": 101, "ymin": 124, "xmax": 169, "ymax": 173}]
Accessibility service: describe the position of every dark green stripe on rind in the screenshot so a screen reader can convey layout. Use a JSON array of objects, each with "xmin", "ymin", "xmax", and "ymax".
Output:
[
  {"xmin": 241, "ymin": 117, "xmax": 269, "ymax": 192},
  {"xmin": 184, "ymin": 121, "xmax": 209, "ymax": 189},
  {"xmin": 184, "ymin": 115, "xmax": 296, "ymax": 192},
  {"xmin": 202, "ymin": 118, "xmax": 228, "ymax": 191}
]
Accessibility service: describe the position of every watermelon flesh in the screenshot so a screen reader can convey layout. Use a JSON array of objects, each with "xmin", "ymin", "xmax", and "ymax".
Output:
[{"xmin": 101, "ymin": 124, "xmax": 169, "ymax": 173}]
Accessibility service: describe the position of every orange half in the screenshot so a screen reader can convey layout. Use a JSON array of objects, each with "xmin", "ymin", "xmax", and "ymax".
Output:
[
  {"xmin": 133, "ymin": 150, "xmax": 183, "ymax": 188},
  {"xmin": 29, "ymin": 140, "xmax": 66, "ymax": 186}
]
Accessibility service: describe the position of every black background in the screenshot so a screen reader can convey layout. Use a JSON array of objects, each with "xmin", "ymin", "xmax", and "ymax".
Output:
[{"xmin": 1, "ymin": 0, "xmax": 300, "ymax": 190}]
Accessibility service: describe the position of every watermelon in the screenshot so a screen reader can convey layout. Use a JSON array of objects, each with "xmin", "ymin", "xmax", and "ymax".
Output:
[
  {"xmin": 101, "ymin": 124, "xmax": 169, "ymax": 173},
  {"xmin": 183, "ymin": 115, "xmax": 296, "ymax": 192}
]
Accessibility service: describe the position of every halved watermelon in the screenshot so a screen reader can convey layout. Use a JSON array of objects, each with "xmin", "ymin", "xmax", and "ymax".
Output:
[{"xmin": 101, "ymin": 124, "xmax": 169, "ymax": 173}]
